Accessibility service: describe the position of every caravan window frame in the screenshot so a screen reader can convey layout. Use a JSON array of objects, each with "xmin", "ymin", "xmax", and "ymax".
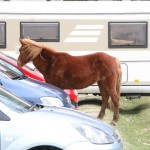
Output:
[
  {"xmin": 108, "ymin": 22, "xmax": 148, "ymax": 48},
  {"xmin": 0, "ymin": 22, "xmax": 6, "ymax": 48},
  {"xmin": 20, "ymin": 22, "xmax": 60, "ymax": 42}
]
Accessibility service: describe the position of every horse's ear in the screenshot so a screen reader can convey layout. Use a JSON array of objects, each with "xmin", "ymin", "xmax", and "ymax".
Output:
[
  {"xmin": 19, "ymin": 39, "xmax": 25, "ymax": 45},
  {"xmin": 19, "ymin": 39, "xmax": 23, "ymax": 45}
]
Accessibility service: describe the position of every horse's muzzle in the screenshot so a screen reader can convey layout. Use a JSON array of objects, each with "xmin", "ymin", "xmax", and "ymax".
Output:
[{"xmin": 17, "ymin": 60, "xmax": 23, "ymax": 67}]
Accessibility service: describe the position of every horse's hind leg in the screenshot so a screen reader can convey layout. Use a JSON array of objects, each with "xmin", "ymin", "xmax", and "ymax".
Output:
[
  {"xmin": 97, "ymin": 81, "xmax": 109, "ymax": 120},
  {"xmin": 106, "ymin": 77, "xmax": 120, "ymax": 125},
  {"xmin": 109, "ymin": 92, "xmax": 120, "ymax": 126}
]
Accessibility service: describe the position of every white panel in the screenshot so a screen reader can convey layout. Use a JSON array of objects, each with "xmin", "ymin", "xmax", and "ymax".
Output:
[
  {"xmin": 65, "ymin": 37, "xmax": 98, "ymax": 42},
  {"xmin": 70, "ymin": 31, "xmax": 101, "ymax": 36},
  {"xmin": 75, "ymin": 25, "xmax": 104, "ymax": 30},
  {"xmin": 127, "ymin": 62, "xmax": 150, "ymax": 82}
]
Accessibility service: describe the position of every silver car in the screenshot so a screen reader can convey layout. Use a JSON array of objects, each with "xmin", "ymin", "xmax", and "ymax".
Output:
[{"xmin": 0, "ymin": 87, "xmax": 123, "ymax": 150}]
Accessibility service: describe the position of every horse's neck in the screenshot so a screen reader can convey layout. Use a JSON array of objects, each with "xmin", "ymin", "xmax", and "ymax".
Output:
[
  {"xmin": 32, "ymin": 54, "xmax": 48, "ymax": 76},
  {"xmin": 32, "ymin": 48, "xmax": 55, "ymax": 74},
  {"xmin": 41, "ymin": 47, "xmax": 56, "ymax": 59}
]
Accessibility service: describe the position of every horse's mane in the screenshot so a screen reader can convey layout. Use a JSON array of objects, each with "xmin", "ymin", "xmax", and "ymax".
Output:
[
  {"xmin": 20, "ymin": 38, "xmax": 56, "ymax": 51},
  {"xmin": 20, "ymin": 38, "xmax": 44, "ymax": 48},
  {"xmin": 19, "ymin": 38, "xmax": 56, "ymax": 61}
]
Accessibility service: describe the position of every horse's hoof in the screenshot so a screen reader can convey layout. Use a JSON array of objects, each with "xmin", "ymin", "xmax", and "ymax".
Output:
[
  {"xmin": 97, "ymin": 116, "xmax": 102, "ymax": 120},
  {"xmin": 97, "ymin": 116, "xmax": 100, "ymax": 119},
  {"xmin": 97, "ymin": 114, "xmax": 104, "ymax": 119},
  {"xmin": 110, "ymin": 121, "xmax": 117, "ymax": 126}
]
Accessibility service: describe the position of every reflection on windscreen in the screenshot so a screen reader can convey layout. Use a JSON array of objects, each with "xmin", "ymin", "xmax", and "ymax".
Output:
[
  {"xmin": 0, "ymin": 88, "xmax": 31, "ymax": 113},
  {"xmin": 0, "ymin": 59, "xmax": 24, "ymax": 79},
  {"xmin": 2, "ymin": 53, "xmax": 37, "ymax": 71}
]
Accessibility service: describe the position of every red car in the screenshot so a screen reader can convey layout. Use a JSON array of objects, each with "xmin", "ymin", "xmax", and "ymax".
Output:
[{"xmin": 0, "ymin": 52, "xmax": 78, "ymax": 108}]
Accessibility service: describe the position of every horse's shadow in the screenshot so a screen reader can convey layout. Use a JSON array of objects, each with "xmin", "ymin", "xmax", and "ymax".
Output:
[
  {"xmin": 78, "ymin": 98, "xmax": 102, "ymax": 106},
  {"xmin": 120, "ymin": 103, "xmax": 150, "ymax": 115},
  {"xmin": 79, "ymin": 98, "xmax": 150, "ymax": 115}
]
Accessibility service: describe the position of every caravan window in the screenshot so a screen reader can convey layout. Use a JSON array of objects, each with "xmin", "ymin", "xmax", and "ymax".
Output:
[
  {"xmin": 20, "ymin": 22, "xmax": 60, "ymax": 42},
  {"xmin": 108, "ymin": 22, "xmax": 148, "ymax": 48},
  {"xmin": 0, "ymin": 22, "xmax": 6, "ymax": 48}
]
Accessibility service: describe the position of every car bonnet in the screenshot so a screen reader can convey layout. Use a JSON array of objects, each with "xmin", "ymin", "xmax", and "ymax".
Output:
[{"xmin": 23, "ymin": 106, "xmax": 115, "ymax": 135}]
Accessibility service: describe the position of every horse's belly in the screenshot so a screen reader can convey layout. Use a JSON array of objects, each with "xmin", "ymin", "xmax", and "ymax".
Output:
[
  {"xmin": 61, "ymin": 73, "xmax": 99, "ymax": 89},
  {"xmin": 46, "ymin": 68, "xmax": 100, "ymax": 89}
]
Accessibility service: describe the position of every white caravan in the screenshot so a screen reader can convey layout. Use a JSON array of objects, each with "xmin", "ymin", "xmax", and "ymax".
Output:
[{"xmin": 0, "ymin": 1, "xmax": 150, "ymax": 97}]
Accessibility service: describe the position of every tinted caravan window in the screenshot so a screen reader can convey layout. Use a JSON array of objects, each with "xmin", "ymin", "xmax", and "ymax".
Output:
[
  {"xmin": 20, "ymin": 22, "xmax": 60, "ymax": 42},
  {"xmin": 0, "ymin": 22, "xmax": 6, "ymax": 48}
]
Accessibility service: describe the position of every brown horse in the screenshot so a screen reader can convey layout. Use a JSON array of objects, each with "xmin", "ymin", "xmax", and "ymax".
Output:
[{"xmin": 17, "ymin": 38, "xmax": 122, "ymax": 125}]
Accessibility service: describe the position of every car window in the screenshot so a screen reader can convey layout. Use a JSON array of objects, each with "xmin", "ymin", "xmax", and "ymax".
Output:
[
  {"xmin": 0, "ymin": 110, "xmax": 10, "ymax": 121},
  {"xmin": 0, "ymin": 88, "xmax": 31, "ymax": 113},
  {"xmin": 0, "ymin": 59, "xmax": 24, "ymax": 79},
  {"xmin": 1, "ymin": 53, "xmax": 37, "ymax": 71}
]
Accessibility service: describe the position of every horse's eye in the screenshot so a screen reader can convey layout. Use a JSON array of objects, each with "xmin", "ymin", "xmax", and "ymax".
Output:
[{"xmin": 19, "ymin": 47, "xmax": 22, "ymax": 52}]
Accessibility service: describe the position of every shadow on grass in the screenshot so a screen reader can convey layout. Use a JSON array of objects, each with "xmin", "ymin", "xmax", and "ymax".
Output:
[
  {"xmin": 79, "ymin": 98, "xmax": 150, "ymax": 116},
  {"xmin": 79, "ymin": 99, "xmax": 102, "ymax": 106},
  {"xmin": 120, "ymin": 103, "xmax": 150, "ymax": 115}
]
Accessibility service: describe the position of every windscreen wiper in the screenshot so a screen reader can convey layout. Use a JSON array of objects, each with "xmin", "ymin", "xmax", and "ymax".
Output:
[
  {"xmin": 28, "ymin": 103, "xmax": 44, "ymax": 112},
  {"xmin": 12, "ymin": 75, "xmax": 27, "ymax": 80}
]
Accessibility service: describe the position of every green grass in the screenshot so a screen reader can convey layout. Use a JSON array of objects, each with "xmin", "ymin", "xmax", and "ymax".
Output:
[
  {"xmin": 78, "ymin": 96, "xmax": 150, "ymax": 150},
  {"xmin": 117, "ymin": 97, "xmax": 150, "ymax": 150}
]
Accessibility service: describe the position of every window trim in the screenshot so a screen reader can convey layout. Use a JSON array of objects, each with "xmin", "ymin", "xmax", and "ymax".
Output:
[
  {"xmin": 0, "ymin": 110, "xmax": 10, "ymax": 121},
  {"xmin": 20, "ymin": 22, "xmax": 60, "ymax": 42},
  {"xmin": 108, "ymin": 21, "xmax": 148, "ymax": 48},
  {"xmin": 0, "ymin": 22, "xmax": 6, "ymax": 48}
]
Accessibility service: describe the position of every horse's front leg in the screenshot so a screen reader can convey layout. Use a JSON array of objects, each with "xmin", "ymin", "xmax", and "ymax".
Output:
[{"xmin": 97, "ymin": 81, "xmax": 109, "ymax": 119}]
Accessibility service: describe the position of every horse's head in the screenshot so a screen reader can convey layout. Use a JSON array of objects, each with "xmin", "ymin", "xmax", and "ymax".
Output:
[{"xmin": 17, "ymin": 39, "xmax": 43, "ymax": 67}]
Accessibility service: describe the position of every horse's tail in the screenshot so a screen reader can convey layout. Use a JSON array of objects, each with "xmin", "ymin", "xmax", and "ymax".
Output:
[
  {"xmin": 108, "ymin": 57, "xmax": 122, "ymax": 111},
  {"xmin": 115, "ymin": 57, "xmax": 122, "ymax": 96}
]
